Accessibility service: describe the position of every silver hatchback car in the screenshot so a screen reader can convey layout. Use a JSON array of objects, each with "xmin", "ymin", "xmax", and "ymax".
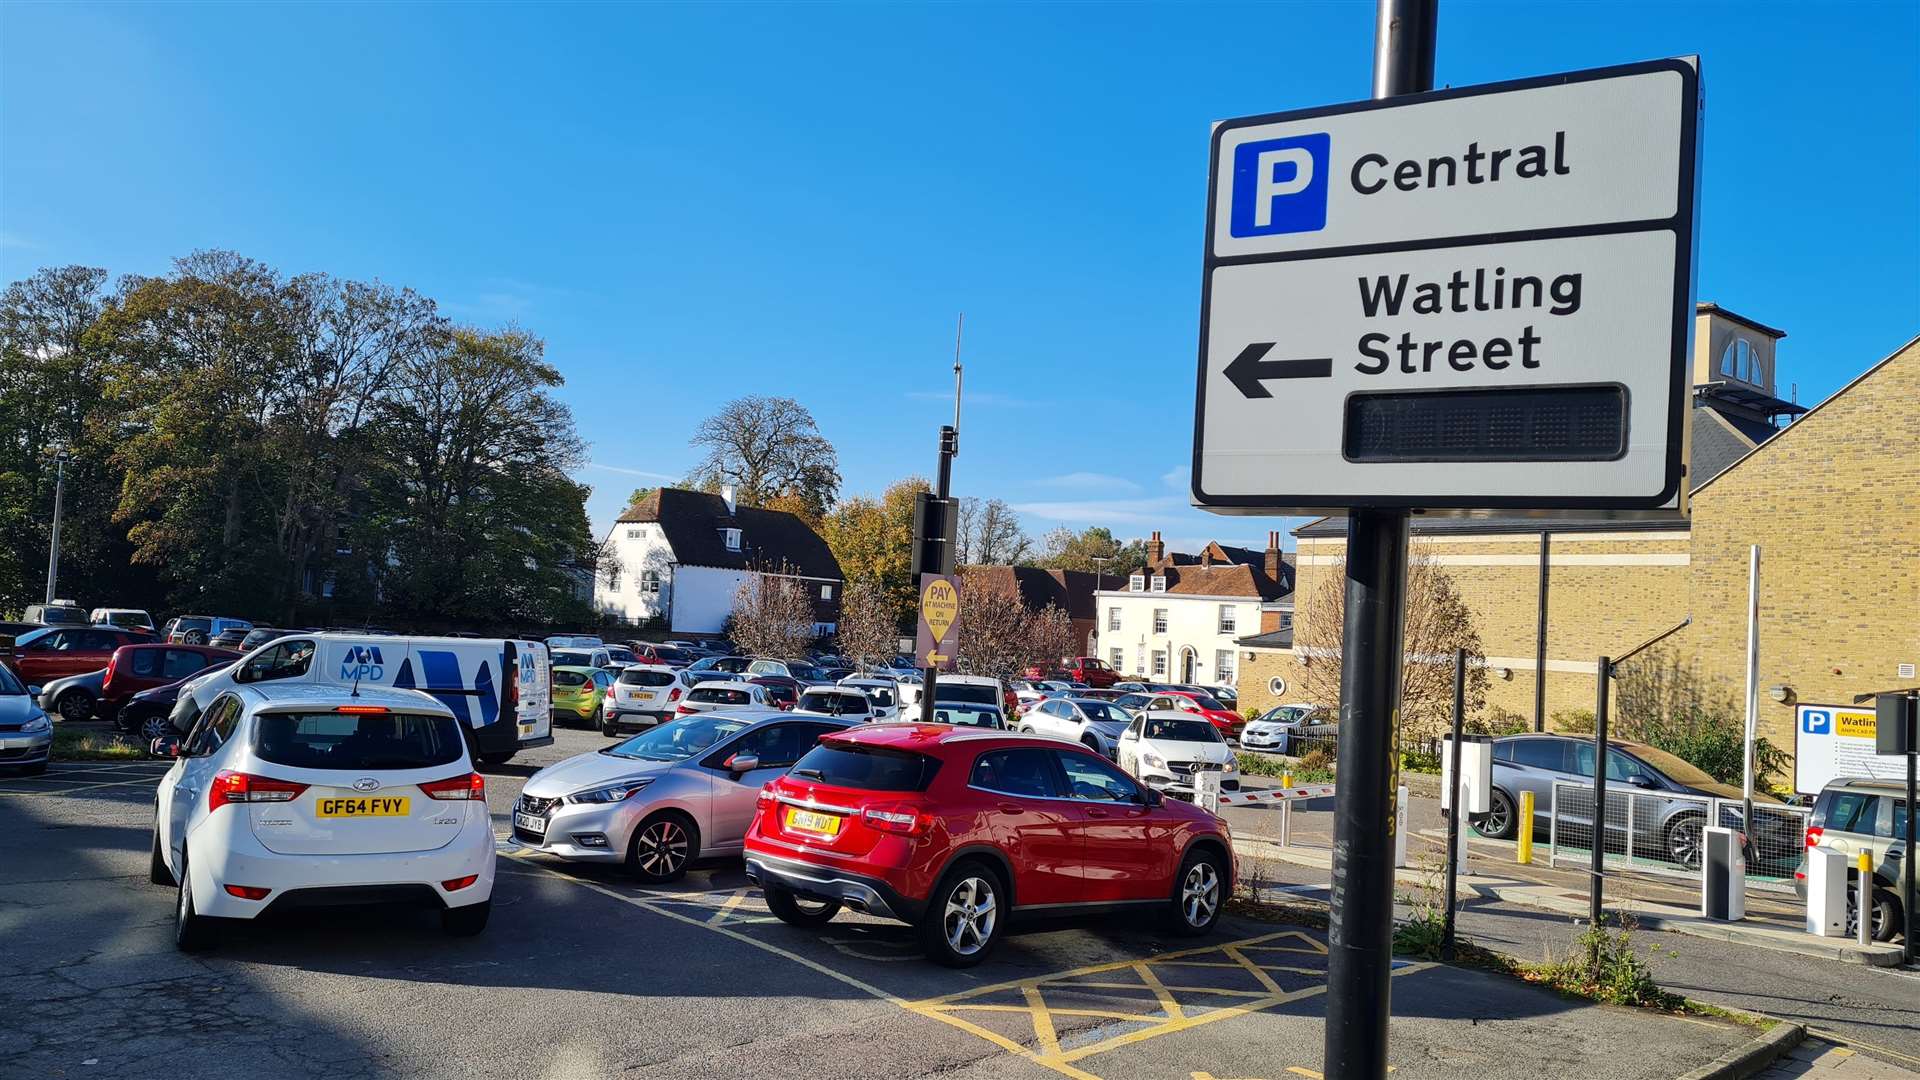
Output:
[{"xmin": 510, "ymin": 712, "xmax": 855, "ymax": 882}]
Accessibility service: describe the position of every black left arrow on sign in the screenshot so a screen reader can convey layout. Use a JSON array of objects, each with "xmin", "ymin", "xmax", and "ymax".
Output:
[{"xmin": 1224, "ymin": 342, "xmax": 1332, "ymax": 399}]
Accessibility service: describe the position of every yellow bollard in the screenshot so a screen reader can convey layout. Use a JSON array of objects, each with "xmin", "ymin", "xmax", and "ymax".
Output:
[
  {"xmin": 1858, "ymin": 850, "xmax": 1874, "ymax": 946},
  {"xmin": 1282, "ymin": 772, "xmax": 1293, "ymax": 787},
  {"xmin": 1517, "ymin": 790, "xmax": 1535, "ymax": 864}
]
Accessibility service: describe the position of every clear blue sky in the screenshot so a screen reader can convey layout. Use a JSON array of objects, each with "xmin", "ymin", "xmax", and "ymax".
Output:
[{"xmin": 5, "ymin": 2, "xmax": 1915, "ymax": 552}]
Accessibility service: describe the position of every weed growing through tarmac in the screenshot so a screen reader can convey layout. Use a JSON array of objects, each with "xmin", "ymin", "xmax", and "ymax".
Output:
[
  {"xmin": 52, "ymin": 728, "xmax": 146, "ymax": 761},
  {"xmin": 1525, "ymin": 920, "xmax": 1682, "ymax": 1009},
  {"xmin": 1391, "ymin": 850, "xmax": 1449, "ymax": 960}
]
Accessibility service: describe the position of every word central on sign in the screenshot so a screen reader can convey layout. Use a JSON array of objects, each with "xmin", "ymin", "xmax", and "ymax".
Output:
[{"xmin": 1193, "ymin": 58, "xmax": 1700, "ymax": 516}]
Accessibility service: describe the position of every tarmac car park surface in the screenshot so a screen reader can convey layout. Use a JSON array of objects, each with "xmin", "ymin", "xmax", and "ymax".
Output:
[{"xmin": 0, "ymin": 725, "xmax": 1774, "ymax": 1080}]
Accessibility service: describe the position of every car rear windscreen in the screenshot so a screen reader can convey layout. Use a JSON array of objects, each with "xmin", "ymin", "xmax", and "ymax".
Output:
[
  {"xmin": 692, "ymin": 688, "xmax": 750, "ymax": 704},
  {"xmin": 619, "ymin": 668, "xmax": 676, "ymax": 687},
  {"xmin": 554, "ymin": 670, "xmax": 587, "ymax": 687},
  {"xmin": 789, "ymin": 744, "xmax": 941, "ymax": 792},
  {"xmin": 936, "ymin": 684, "xmax": 999, "ymax": 706},
  {"xmin": 252, "ymin": 711, "xmax": 465, "ymax": 771}
]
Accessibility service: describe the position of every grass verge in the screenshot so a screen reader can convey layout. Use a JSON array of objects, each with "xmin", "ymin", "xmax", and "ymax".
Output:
[{"xmin": 52, "ymin": 727, "xmax": 146, "ymax": 761}]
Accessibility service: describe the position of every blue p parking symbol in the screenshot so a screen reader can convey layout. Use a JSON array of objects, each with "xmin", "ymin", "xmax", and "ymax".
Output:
[
  {"xmin": 1802, "ymin": 709, "xmax": 1832, "ymax": 735},
  {"xmin": 1229, "ymin": 132, "xmax": 1330, "ymax": 237}
]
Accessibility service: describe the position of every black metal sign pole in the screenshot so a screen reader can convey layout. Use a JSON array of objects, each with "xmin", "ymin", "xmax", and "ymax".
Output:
[
  {"xmin": 1590, "ymin": 656, "xmax": 1613, "ymax": 942},
  {"xmin": 1322, "ymin": 4, "xmax": 1433, "ymax": 1077},
  {"xmin": 1442, "ymin": 647, "xmax": 1466, "ymax": 961},
  {"xmin": 1906, "ymin": 701, "xmax": 1916, "ymax": 966},
  {"xmin": 917, "ymin": 425, "xmax": 956, "ymax": 726}
]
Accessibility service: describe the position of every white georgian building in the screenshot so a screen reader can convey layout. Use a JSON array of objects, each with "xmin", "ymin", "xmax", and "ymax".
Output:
[
  {"xmin": 593, "ymin": 486, "xmax": 843, "ymax": 637},
  {"xmin": 1094, "ymin": 532, "xmax": 1293, "ymax": 689}
]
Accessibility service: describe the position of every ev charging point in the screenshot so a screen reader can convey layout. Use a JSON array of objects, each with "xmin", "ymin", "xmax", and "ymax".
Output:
[
  {"xmin": 1393, "ymin": 785, "xmax": 1410, "ymax": 868},
  {"xmin": 1194, "ymin": 769, "xmax": 1223, "ymax": 815},
  {"xmin": 1441, "ymin": 736, "xmax": 1493, "ymax": 874},
  {"xmin": 1701, "ymin": 826, "xmax": 1746, "ymax": 921},
  {"xmin": 1804, "ymin": 846, "xmax": 1848, "ymax": 937}
]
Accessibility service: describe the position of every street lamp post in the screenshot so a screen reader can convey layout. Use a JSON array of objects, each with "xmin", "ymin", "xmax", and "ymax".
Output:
[{"xmin": 45, "ymin": 446, "xmax": 70, "ymax": 605}]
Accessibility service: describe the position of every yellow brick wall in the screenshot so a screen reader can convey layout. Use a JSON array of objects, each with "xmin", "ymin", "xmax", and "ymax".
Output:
[{"xmin": 1677, "ymin": 340, "xmax": 1920, "ymax": 789}]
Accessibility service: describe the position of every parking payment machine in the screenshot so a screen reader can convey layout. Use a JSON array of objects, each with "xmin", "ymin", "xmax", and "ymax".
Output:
[{"xmin": 1702, "ymin": 826, "xmax": 1746, "ymax": 921}]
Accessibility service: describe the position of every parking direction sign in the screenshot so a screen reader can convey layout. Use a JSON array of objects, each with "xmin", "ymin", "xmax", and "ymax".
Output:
[{"xmin": 1192, "ymin": 59, "xmax": 1701, "ymax": 515}]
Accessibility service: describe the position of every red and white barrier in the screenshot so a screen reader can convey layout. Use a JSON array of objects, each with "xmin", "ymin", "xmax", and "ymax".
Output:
[{"xmin": 1213, "ymin": 784, "xmax": 1336, "ymax": 806}]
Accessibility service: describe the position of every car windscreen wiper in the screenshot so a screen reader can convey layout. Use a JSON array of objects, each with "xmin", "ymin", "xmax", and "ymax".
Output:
[{"xmin": 791, "ymin": 767, "xmax": 825, "ymax": 780}]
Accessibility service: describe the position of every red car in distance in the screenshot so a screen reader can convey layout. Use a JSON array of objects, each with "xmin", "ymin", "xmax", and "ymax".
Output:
[
  {"xmin": 743, "ymin": 724, "xmax": 1233, "ymax": 967},
  {"xmin": 7, "ymin": 626, "xmax": 156, "ymax": 686},
  {"xmin": 99, "ymin": 643, "xmax": 239, "ymax": 718},
  {"xmin": 1145, "ymin": 690, "xmax": 1247, "ymax": 740}
]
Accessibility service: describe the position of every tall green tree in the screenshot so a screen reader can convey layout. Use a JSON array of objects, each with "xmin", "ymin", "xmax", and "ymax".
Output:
[
  {"xmin": 820, "ymin": 477, "xmax": 927, "ymax": 628},
  {"xmin": 1036, "ymin": 526, "xmax": 1147, "ymax": 578},
  {"xmin": 686, "ymin": 395, "xmax": 840, "ymax": 520}
]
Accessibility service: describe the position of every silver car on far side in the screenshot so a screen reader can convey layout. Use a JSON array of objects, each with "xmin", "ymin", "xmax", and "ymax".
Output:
[{"xmin": 510, "ymin": 712, "xmax": 855, "ymax": 882}]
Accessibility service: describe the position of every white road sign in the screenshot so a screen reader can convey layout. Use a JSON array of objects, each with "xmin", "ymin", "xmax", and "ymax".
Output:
[{"xmin": 1192, "ymin": 59, "xmax": 1701, "ymax": 515}]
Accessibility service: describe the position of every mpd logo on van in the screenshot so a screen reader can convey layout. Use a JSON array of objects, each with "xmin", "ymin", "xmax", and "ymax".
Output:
[
  {"xmin": 1229, "ymin": 132, "xmax": 1331, "ymax": 238},
  {"xmin": 340, "ymin": 645, "xmax": 385, "ymax": 682}
]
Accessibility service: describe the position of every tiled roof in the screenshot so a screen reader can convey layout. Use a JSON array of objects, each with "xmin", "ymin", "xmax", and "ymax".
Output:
[
  {"xmin": 963, "ymin": 566, "xmax": 1099, "ymax": 621},
  {"xmin": 1235, "ymin": 628, "xmax": 1294, "ymax": 650},
  {"xmin": 1159, "ymin": 563, "xmax": 1291, "ymax": 602},
  {"xmin": 616, "ymin": 488, "xmax": 842, "ymax": 580}
]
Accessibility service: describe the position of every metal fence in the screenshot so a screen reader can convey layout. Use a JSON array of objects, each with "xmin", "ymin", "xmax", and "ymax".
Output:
[
  {"xmin": 1547, "ymin": 780, "xmax": 1808, "ymax": 893},
  {"xmin": 1285, "ymin": 732, "xmax": 1340, "ymax": 759}
]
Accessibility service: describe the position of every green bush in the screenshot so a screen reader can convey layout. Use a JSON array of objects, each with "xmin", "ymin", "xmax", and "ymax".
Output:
[
  {"xmin": 1537, "ymin": 924, "xmax": 1679, "ymax": 1009},
  {"xmin": 1401, "ymin": 746, "xmax": 1442, "ymax": 774},
  {"xmin": 1551, "ymin": 708, "xmax": 1596, "ymax": 734},
  {"xmin": 1468, "ymin": 705, "xmax": 1529, "ymax": 736},
  {"xmin": 1236, "ymin": 751, "xmax": 1334, "ymax": 784},
  {"xmin": 1612, "ymin": 647, "xmax": 1789, "ymax": 789}
]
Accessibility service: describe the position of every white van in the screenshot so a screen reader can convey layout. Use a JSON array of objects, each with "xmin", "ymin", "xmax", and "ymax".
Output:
[{"xmin": 177, "ymin": 634, "xmax": 552, "ymax": 765}]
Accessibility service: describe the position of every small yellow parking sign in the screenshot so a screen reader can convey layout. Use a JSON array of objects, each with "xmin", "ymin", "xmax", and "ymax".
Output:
[{"xmin": 916, "ymin": 573, "xmax": 960, "ymax": 671}]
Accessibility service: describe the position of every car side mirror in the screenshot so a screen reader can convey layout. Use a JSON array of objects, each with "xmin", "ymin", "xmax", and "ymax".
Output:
[
  {"xmin": 725, "ymin": 753, "xmax": 760, "ymax": 774},
  {"xmin": 1142, "ymin": 788, "xmax": 1164, "ymax": 808},
  {"xmin": 150, "ymin": 736, "xmax": 182, "ymax": 758},
  {"xmin": 1627, "ymin": 774, "xmax": 1655, "ymax": 789},
  {"xmin": 27, "ymin": 685, "xmax": 42, "ymax": 698}
]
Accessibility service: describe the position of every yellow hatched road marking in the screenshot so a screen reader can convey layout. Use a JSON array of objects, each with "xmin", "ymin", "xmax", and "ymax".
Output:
[
  {"xmin": 706, "ymin": 888, "xmax": 751, "ymax": 925},
  {"xmin": 1024, "ymin": 985, "xmax": 1063, "ymax": 1057},
  {"xmin": 1133, "ymin": 961, "xmax": 1187, "ymax": 1020}
]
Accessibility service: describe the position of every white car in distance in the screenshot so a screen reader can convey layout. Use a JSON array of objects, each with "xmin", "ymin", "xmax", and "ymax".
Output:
[
  {"xmin": 1018, "ymin": 697, "xmax": 1135, "ymax": 759},
  {"xmin": 1115, "ymin": 711, "xmax": 1240, "ymax": 800},
  {"xmin": 675, "ymin": 681, "xmax": 781, "ymax": 718},
  {"xmin": 794, "ymin": 686, "xmax": 882, "ymax": 722},
  {"xmin": 149, "ymin": 684, "xmax": 496, "ymax": 950}
]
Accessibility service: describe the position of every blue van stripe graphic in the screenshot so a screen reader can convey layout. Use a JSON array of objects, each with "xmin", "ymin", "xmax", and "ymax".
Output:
[
  {"xmin": 474, "ymin": 660, "xmax": 498, "ymax": 726},
  {"xmin": 417, "ymin": 650, "xmax": 473, "ymax": 726}
]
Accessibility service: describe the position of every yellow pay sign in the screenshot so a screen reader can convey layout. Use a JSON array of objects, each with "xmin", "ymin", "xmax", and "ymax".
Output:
[{"xmin": 922, "ymin": 578, "xmax": 959, "ymax": 640}]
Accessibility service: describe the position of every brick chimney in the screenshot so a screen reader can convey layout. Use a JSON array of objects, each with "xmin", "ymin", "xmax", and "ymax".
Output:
[
  {"xmin": 1264, "ymin": 530, "xmax": 1283, "ymax": 582},
  {"xmin": 1147, "ymin": 531, "xmax": 1164, "ymax": 567}
]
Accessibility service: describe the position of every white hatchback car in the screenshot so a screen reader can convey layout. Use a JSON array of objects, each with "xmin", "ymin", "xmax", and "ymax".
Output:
[
  {"xmin": 675, "ymin": 680, "xmax": 780, "ymax": 718},
  {"xmin": 149, "ymin": 684, "xmax": 496, "ymax": 950},
  {"xmin": 1115, "ymin": 711, "xmax": 1240, "ymax": 800}
]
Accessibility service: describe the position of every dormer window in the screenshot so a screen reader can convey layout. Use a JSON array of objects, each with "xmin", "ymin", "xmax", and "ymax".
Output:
[
  {"xmin": 1150, "ymin": 576, "xmax": 1168, "ymax": 593},
  {"xmin": 1719, "ymin": 338, "xmax": 1763, "ymax": 385},
  {"xmin": 722, "ymin": 528, "xmax": 742, "ymax": 551},
  {"xmin": 1128, "ymin": 574, "xmax": 1145, "ymax": 592}
]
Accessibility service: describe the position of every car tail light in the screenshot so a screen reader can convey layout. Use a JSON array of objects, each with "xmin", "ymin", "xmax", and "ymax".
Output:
[
  {"xmin": 223, "ymin": 884, "xmax": 272, "ymax": 900},
  {"xmin": 756, "ymin": 786, "xmax": 777, "ymax": 808},
  {"xmin": 1804, "ymin": 826, "xmax": 1823, "ymax": 850},
  {"xmin": 103, "ymin": 653, "xmax": 118, "ymax": 686},
  {"xmin": 208, "ymin": 771, "xmax": 309, "ymax": 813},
  {"xmin": 676, "ymin": 704, "xmax": 695, "ymax": 715},
  {"xmin": 861, "ymin": 802, "xmax": 932, "ymax": 837},
  {"xmin": 441, "ymin": 875, "xmax": 479, "ymax": 892},
  {"xmin": 421, "ymin": 772, "xmax": 486, "ymax": 801},
  {"xmin": 504, "ymin": 653, "xmax": 521, "ymax": 715}
]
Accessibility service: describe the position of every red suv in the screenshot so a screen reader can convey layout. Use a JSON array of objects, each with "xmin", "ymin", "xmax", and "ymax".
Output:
[
  {"xmin": 743, "ymin": 725, "xmax": 1233, "ymax": 967},
  {"xmin": 1151, "ymin": 690, "xmax": 1246, "ymax": 740},
  {"xmin": 99, "ymin": 643, "xmax": 238, "ymax": 718},
  {"xmin": 7, "ymin": 626, "xmax": 156, "ymax": 686}
]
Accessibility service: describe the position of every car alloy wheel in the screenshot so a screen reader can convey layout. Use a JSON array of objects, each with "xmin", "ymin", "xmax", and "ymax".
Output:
[
  {"xmin": 943, "ymin": 875, "xmax": 998, "ymax": 957},
  {"xmin": 140, "ymin": 712, "xmax": 174, "ymax": 743},
  {"xmin": 1667, "ymin": 817, "xmax": 1705, "ymax": 870},
  {"xmin": 1181, "ymin": 859, "xmax": 1221, "ymax": 928},
  {"xmin": 1479, "ymin": 789, "xmax": 1515, "ymax": 840},
  {"xmin": 629, "ymin": 815, "xmax": 692, "ymax": 882},
  {"xmin": 58, "ymin": 691, "xmax": 93, "ymax": 723}
]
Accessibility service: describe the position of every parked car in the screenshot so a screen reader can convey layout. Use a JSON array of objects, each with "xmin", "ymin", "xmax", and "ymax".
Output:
[
  {"xmin": 209, "ymin": 627, "xmax": 252, "ymax": 649},
  {"xmin": 23, "ymin": 601, "xmax": 88, "ymax": 627},
  {"xmin": 795, "ymin": 687, "xmax": 882, "ymax": 721},
  {"xmin": 743, "ymin": 725, "xmax": 1234, "ymax": 966},
  {"xmin": 747, "ymin": 675, "xmax": 800, "ymax": 710},
  {"xmin": 0, "ymin": 663, "xmax": 54, "ymax": 774},
  {"xmin": 162, "ymin": 615, "xmax": 251, "ymax": 645},
  {"xmin": 39, "ymin": 668, "xmax": 108, "ymax": 722},
  {"xmin": 512, "ymin": 712, "xmax": 856, "ymax": 881},
  {"xmin": 603, "ymin": 664, "xmax": 681, "ymax": 735},
  {"xmin": 90, "ymin": 608, "xmax": 157, "ymax": 633},
  {"xmin": 1240, "ymin": 703, "xmax": 1333, "ymax": 754},
  {"xmin": 678, "ymin": 681, "xmax": 781, "ymax": 717},
  {"xmin": 925, "ymin": 702, "xmax": 1007, "ymax": 729},
  {"xmin": 1074, "ymin": 688, "xmax": 1128, "ymax": 703},
  {"xmin": 117, "ymin": 676, "xmax": 197, "ymax": 742},
  {"xmin": 1477, "ymin": 734, "xmax": 1795, "ymax": 871},
  {"xmin": 101, "ymin": 644, "xmax": 239, "ymax": 719},
  {"xmin": 926, "ymin": 673, "xmax": 1014, "ymax": 717},
  {"xmin": 149, "ymin": 684, "xmax": 496, "ymax": 949},
  {"xmin": 746, "ymin": 658, "xmax": 830, "ymax": 685},
  {"xmin": 1136, "ymin": 690, "xmax": 1245, "ymax": 742},
  {"xmin": 687, "ymin": 655, "xmax": 753, "ymax": 677},
  {"xmin": 662, "ymin": 640, "xmax": 714, "ymax": 657},
  {"xmin": 545, "ymin": 635, "xmax": 604, "ymax": 650},
  {"xmin": 1019, "ymin": 696, "xmax": 1136, "ymax": 759},
  {"xmin": 10, "ymin": 626, "xmax": 154, "ymax": 688},
  {"xmin": 836, "ymin": 677, "xmax": 901, "ymax": 720},
  {"xmin": 1062, "ymin": 656, "xmax": 1121, "ymax": 688},
  {"xmin": 551, "ymin": 665, "xmax": 615, "ymax": 728},
  {"xmin": 1795, "ymin": 777, "xmax": 1910, "ymax": 942},
  {"xmin": 238, "ymin": 627, "xmax": 302, "ymax": 651},
  {"xmin": 550, "ymin": 647, "xmax": 615, "ymax": 671},
  {"xmin": 628, "ymin": 642, "xmax": 696, "ymax": 669},
  {"xmin": 601, "ymin": 644, "xmax": 641, "ymax": 668}
]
